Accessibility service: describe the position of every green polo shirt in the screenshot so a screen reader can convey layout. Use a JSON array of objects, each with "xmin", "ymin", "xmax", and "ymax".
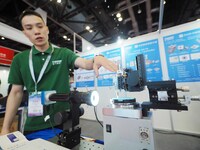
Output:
[{"xmin": 8, "ymin": 44, "xmax": 79, "ymax": 131}]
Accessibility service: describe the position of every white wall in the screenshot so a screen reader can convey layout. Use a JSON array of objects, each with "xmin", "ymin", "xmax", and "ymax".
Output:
[
  {"xmin": 80, "ymin": 20, "xmax": 200, "ymax": 135},
  {"xmin": 0, "ymin": 66, "xmax": 10, "ymax": 96}
]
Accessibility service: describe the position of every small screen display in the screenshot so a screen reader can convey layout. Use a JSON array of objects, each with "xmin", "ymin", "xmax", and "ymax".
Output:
[{"xmin": 7, "ymin": 134, "xmax": 19, "ymax": 143}]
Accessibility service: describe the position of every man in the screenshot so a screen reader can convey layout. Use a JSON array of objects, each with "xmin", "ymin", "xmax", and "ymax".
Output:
[{"xmin": 0, "ymin": 10, "xmax": 118, "ymax": 136}]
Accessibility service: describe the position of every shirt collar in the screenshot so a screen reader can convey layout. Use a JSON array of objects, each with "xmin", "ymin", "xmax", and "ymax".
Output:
[{"xmin": 32, "ymin": 44, "xmax": 53, "ymax": 55}]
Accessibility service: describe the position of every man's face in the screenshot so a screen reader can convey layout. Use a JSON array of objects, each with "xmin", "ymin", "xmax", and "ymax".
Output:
[{"xmin": 21, "ymin": 15, "xmax": 49, "ymax": 47}]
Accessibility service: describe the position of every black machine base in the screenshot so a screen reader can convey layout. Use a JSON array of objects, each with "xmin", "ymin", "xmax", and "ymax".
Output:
[{"xmin": 58, "ymin": 127, "xmax": 81, "ymax": 149}]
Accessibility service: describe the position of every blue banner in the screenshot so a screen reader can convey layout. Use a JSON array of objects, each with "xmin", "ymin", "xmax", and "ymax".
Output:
[
  {"xmin": 124, "ymin": 39, "xmax": 163, "ymax": 81},
  {"xmin": 163, "ymin": 28, "xmax": 200, "ymax": 82},
  {"xmin": 97, "ymin": 48, "xmax": 122, "ymax": 86},
  {"xmin": 75, "ymin": 54, "xmax": 95, "ymax": 87}
]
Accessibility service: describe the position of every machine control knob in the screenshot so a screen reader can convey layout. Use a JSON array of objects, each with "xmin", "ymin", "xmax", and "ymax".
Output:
[{"xmin": 140, "ymin": 131, "xmax": 149, "ymax": 140}]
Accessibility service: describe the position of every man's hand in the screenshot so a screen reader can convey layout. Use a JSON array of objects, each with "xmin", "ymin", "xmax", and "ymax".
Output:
[
  {"xmin": 0, "ymin": 84, "xmax": 24, "ymax": 136},
  {"xmin": 0, "ymin": 128, "xmax": 10, "ymax": 136},
  {"xmin": 74, "ymin": 56, "xmax": 118, "ymax": 77},
  {"xmin": 93, "ymin": 55, "xmax": 118, "ymax": 77}
]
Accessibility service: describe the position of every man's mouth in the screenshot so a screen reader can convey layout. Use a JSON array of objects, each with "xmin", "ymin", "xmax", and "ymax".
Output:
[{"xmin": 35, "ymin": 37, "xmax": 43, "ymax": 41}]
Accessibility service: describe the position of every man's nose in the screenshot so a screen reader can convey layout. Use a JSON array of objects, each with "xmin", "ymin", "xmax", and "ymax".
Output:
[{"xmin": 33, "ymin": 27, "xmax": 40, "ymax": 35}]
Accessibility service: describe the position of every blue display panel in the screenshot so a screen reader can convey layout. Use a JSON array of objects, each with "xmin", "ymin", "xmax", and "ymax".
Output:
[
  {"xmin": 97, "ymin": 48, "xmax": 122, "ymax": 87},
  {"xmin": 124, "ymin": 39, "xmax": 163, "ymax": 81},
  {"xmin": 163, "ymin": 28, "xmax": 200, "ymax": 82},
  {"xmin": 75, "ymin": 54, "xmax": 95, "ymax": 87}
]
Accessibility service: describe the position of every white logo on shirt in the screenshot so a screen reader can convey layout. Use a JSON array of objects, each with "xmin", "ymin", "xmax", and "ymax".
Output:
[{"xmin": 52, "ymin": 60, "xmax": 62, "ymax": 65}]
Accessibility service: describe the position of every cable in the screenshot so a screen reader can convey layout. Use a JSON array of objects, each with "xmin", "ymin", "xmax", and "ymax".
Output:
[
  {"xmin": 48, "ymin": 116, "xmax": 60, "ymax": 138},
  {"xmin": 44, "ymin": 106, "xmax": 60, "ymax": 138},
  {"xmin": 94, "ymin": 106, "xmax": 103, "ymax": 127},
  {"xmin": 155, "ymin": 129, "xmax": 200, "ymax": 138}
]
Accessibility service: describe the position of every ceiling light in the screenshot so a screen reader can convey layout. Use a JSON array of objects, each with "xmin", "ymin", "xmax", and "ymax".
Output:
[
  {"xmin": 118, "ymin": 17, "xmax": 123, "ymax": 22},
  {"xmin": 63, "ymin": 35, "xmax": 67, "ymax": 39},
  {"xmin": 87, "ymin": 46, "xmax": 91, "ymax": 50},
  {"xmin": 163, "ymin": 1, "xmax": 166, "ymax": 5},
  {"xmin": 57, "ymin": 0, "xmax": 61, "ymax": 3},
  {"xmin": 137, "ymin": 5, "xmax": 142, "ymax": 14},
  {"xmin": 116, "ymin": 13, "xmax": 121, "ymax": 18},
  {"xmin": 107, "ymin": 5, "xmax": 110, "ymax": 8},
  {"xmin": 1, "ymin": 37, "xmax": 5, "ymax": 40},
  {"xmin": 137, "ymin": 8, "xmax": 142, "ymax": 14},
  {"xmin": 67, "ymin": 38, "xmax": 70, "ymax": 41},
  {"xmin": 89, "ymin": 30, "xmax": 93, "ymax": 33},
  {"xmin": 85, "ymin": 25, "xmax": 90, "ymax": 30}
]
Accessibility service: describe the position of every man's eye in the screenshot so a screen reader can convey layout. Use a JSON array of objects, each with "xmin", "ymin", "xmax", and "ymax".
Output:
[{"xmin": 38, "ymin": 25, "xmax": 43, "ymax": 28}]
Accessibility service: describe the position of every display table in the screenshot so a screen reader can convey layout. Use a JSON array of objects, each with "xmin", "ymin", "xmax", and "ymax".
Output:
[{"xmin": 0, "ymin": 131, "xmax": 104, "ymax": 150}]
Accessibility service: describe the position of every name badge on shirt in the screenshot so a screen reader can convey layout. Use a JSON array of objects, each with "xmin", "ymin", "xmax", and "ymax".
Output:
[{"xmin": 28, "ymin": 92, "xmax": 43, "ymax": 117}]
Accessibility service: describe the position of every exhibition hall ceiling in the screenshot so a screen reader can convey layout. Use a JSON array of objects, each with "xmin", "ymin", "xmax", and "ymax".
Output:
[{"xmin": 0, "ymin": 0, "xmax": 199, "ymax": 52}]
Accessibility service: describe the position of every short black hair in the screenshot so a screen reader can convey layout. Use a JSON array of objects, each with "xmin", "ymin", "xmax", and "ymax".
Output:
[{"xmin": 19, "ymin": 9, "xmax": 44, "ymax": 29}]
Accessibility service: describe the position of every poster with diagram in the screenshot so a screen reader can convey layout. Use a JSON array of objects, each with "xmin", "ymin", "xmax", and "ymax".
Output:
[
  {"xmin": 124, "ymin": 39, "xmax": 163, "ymax": 81},
  {"xmin": 163, "ymin": 28, "xmax": 200, "ymax": 82},
  {"xmin": 97, "ymin": 48, "xmax": 122, "ymax": 86},
  {"xmin": 75, "ymin": 54, "xmax": 95, "ymax": 87}
]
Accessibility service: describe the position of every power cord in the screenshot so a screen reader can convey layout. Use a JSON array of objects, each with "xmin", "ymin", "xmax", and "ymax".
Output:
[
  {"xmin": 44, "ymin": 106, "xmax": 60, "ymax": 138},
  {"xmin": 94, "ymin": 106, "xmax": 103, "ymax": 127},
  {"xmin": 155, "ymin": 129, "xmax": 200, "ymax": 138},
  {"xmin": 48, "ymin": 116, "xmax": 60, "ymax": 138}
]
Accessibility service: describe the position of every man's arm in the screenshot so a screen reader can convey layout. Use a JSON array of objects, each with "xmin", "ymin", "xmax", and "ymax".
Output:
[
  {"xmin": 0, "ymin": 84, "xmax": 23, "ymax": 135},
  {"xmin": 74, "ymin": 55, "xmax": 118, "ymax": 77}
]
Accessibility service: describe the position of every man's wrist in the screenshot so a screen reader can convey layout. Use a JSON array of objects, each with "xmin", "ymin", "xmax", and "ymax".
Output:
[{"xmin": 93, "ymin": 54, "xmax": 104, "ymax": 63}]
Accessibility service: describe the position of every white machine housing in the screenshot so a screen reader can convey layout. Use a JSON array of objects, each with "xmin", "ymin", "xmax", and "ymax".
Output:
[{"xmin": 103, "ymin": 107, "xmax": 155, "ymax": 150}]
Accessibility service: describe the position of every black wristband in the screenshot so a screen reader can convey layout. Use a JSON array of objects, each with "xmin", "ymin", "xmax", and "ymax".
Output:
[
  {"xmin": 93, "ymin": 54, "xmax": 104, "ymax": 63},
  {"xmin": 95, "ymin": 54, "xmax": 104, "ymax": 57}
]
